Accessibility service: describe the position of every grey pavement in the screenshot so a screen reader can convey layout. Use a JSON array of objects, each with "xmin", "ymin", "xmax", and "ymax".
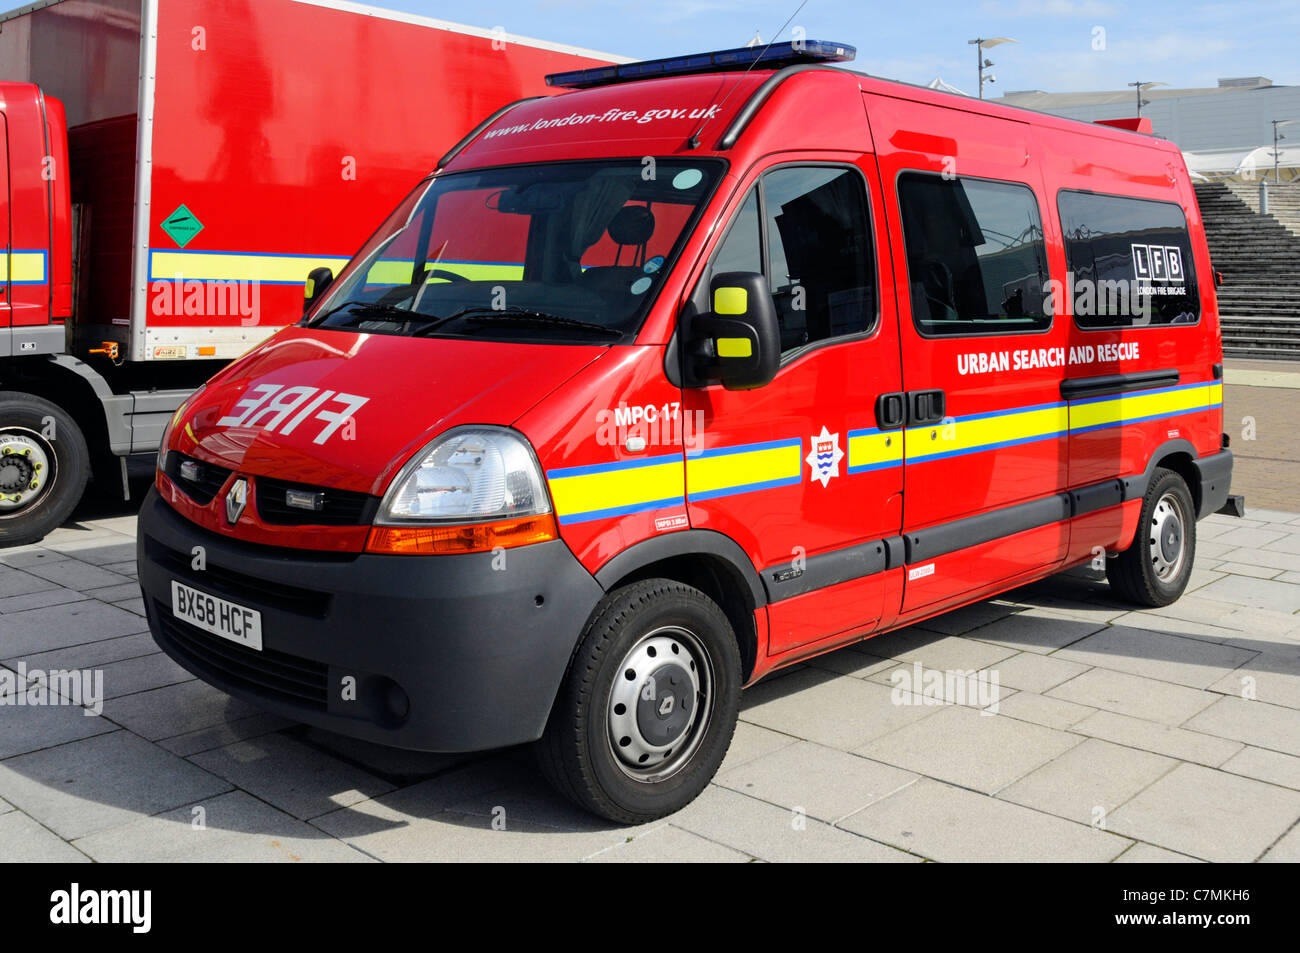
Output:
[{"xmin": 0, "ymin": 508, "xmax": 1298, "ymax": 862}]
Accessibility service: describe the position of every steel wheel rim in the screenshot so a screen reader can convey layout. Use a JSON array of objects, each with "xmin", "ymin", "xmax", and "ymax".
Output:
[
  {"xmin": 607, "ymin": 625, "xmax": 713, "ymax": 783},
  {"xmin": 1149, "ymin": 491, "xmax": 1188, "ymax": 581},
  {"xmin": 0, "ymin": 427, "xmax": 56, "ymax": 516}
]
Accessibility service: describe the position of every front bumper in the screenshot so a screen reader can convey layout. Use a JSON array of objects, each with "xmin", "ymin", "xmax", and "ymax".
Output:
[
  {"xmin": 136, "ymin": 488, "xmax": 604, "ymax": 752},
  {"xmin": 1193, "ymin": 448, "xmax": 1234, "ymax": 520}
]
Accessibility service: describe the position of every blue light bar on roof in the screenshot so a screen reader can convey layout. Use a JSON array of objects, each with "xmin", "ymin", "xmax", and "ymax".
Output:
[{"xmin": 546, "ymin": 40, "xmax": 856, "ymax": 89}]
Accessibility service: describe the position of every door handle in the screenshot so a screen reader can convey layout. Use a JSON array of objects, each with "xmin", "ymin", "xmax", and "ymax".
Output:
[
  {"xmin": 907, "ymin": 389, "xmax": 946, "ymax": 427},
  {"xmin": 874, "ymin": 392, "xmax": 906, "ymax": 430}
]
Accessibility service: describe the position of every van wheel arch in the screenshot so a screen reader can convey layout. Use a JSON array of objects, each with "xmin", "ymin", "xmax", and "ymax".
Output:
[{"xmin": 594, "ymin": 531, "xmax": 763, "ymax": 682}]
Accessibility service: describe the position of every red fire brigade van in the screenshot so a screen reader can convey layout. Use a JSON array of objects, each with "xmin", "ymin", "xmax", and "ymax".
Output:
[{"xmin": 138, "ymin": 41, "xmax": 1238, "ymax": 822}]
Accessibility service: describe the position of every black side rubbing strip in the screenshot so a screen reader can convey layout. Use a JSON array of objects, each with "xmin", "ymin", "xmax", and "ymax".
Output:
[
  {"xmin": 904, "ymin": 494, "xmax": 1071, "ymax": 565},
  {"xmin": 1060, "ymin": 368, "xmax": 1179, "ymax": 401},
  {"xmin": 762, "ymin": 537, "xmax": 889, "ymax": 603},
  {"xmin": 1069, "ymin": 479, "xmax": 1124, "ymax": 518}
]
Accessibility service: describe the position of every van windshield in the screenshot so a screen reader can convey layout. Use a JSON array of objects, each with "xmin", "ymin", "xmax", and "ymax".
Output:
[{"xmin": 308, "ymin": 159, "xmax": 722, "ymax": 343}]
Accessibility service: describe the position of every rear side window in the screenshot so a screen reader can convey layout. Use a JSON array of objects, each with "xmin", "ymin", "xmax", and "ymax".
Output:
[
  {"xmin": 1058, "ymin": 190, "xmax": 1200, "ymax": 329},
  {"xmin": 709, "ymin": 165, "xmax": 877, "ymax": 356},
  {"xmin": 898, "ymin": 173, "xmax": 1051, "ymax": 336}
]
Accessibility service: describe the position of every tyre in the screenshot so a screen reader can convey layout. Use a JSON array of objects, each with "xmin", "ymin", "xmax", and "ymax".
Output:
[
  {"xmin": 536, "ymin": 578, "xmax": 742, "ymax": 823},
  {"xmin": 0, "ymin": 392, "xmax": 90, "ymax": 548},
  {"xmin": 1107, "ymin": 467, "xmax": 1196, "ymax": 607}
]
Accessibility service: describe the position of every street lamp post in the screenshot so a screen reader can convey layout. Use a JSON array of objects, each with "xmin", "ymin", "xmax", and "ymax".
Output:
[
  {"xmin": 968, "ymin": 37, "xmax": 1016, "ymax": 99},
  {"xmin": 1272, "ymin": 119, "xmax": 1298, "ymax": 184},
  {"xmin": 1127, "ymin": 80, "xmax": 1168, "ymax": 118}
]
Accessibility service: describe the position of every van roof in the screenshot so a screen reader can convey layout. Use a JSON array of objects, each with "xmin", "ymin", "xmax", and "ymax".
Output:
[{"xmin": 445, "ymin": 61, "xmax": 1182, "ymax": 173}]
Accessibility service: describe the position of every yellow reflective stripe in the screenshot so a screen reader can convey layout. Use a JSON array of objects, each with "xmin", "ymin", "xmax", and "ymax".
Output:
[
  {"xmin": 713, "ymin": 287, "xmax": 748, "ymax": 315},
  {"xmin": 686, "ymin": 439, "xmax": 802, "ymax": 500},
  {"xmin": 1069, "ymin": 383, "xmax": 1214, "ymax": 433},
  {"xmin": 716, "ymin": 337, "xmax": 752, "ymax": 358},
  {"xmin": 364, "ymin": 260, "xmax": 525, "ymax": 284},
  {"xmin": 547, "ymin": 456, "xmax": 685, "ymax": 525},
  {"xmin": 847, "ymin": 429, "xmax": 904, "ymax": 472},
  {"xmin": 1, "ymin": 251, "xmax": 48, "ymax": 283},
  {"xmin": 151, "ymin": 251, "xmax": 347, "ymax": 284},
  {"xmin": 907, "ymin": 403, "xmax": 1070, "ymax": 462}
]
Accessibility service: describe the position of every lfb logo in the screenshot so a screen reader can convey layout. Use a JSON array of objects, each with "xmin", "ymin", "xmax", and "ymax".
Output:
[
  {"xmin": 1131, "ymin": 244, "xmax": 1184, "ymax": 284},
  {"xmin": 805, "ymin": 426, "xmax": 844, "ymax": 488}
]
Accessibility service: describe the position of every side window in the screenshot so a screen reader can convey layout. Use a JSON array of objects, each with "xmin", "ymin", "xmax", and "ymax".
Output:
[
  {"xmin": 898, "ymin": 173, "xmax": 1051, "ymax": 336},
  {"xmin": 708, "ymin": 167, "xmax": 876, "ymax": 356},
  {"xmin": 1058, "ymin": 190, "xmax": 1200, "ymax": 328}
]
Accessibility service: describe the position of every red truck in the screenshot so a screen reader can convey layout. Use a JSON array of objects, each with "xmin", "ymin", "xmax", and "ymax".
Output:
[{"xmin": 0, "ymin": 0, "xmax": 619, "ymax": 545}]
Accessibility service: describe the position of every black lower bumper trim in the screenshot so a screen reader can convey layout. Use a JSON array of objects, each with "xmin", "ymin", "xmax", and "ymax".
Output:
[{"xmin": 137, "ymin": 488, "xmax": 604, "ymax": 753}]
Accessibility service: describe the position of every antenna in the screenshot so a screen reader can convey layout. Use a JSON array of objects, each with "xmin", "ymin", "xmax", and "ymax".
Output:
[{"xmin": 685, "ymin": 0, "xmax": 811, "ymax": 149}]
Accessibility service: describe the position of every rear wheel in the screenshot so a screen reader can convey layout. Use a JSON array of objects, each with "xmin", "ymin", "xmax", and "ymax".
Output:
[
  {"xmin": 0, "ymin": 393, "xmax": 90, "ymax": 548},
  {"xmin": 536, "ymin": 578, "xmax": 741, "ymax": 823},
  {"xmin": 1107, "ymin": 467, "xmax": 1196, "ymax": 607}
]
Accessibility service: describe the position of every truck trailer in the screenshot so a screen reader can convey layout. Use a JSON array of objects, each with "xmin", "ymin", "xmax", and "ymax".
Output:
[{"xmin": 0, "ymin": 0, "xmax": 620, "ymax": 545}]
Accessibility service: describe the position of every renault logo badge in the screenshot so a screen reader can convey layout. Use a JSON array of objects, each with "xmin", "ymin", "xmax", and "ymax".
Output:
[
  {"xmin": 658, "ymin": 695, "xmax": 675, "ymax": 717},
  {"xmin": 225, "ymin": 478, "xmax": 249, "ymax": 525}
]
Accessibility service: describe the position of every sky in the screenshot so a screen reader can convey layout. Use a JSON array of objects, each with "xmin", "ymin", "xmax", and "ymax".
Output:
[
  {"xmin": 2, "ymin": 0, "xmax": 1297, "ymax": 94},
  {"xmin": 371, "ymin": 0, "xmax": 1300, "ymax": 94}
]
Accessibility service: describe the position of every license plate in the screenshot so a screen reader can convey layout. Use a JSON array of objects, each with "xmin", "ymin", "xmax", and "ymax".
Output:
[{"xmin": 171, "ymin": 580, "xmax": 263, "ymax": 651}]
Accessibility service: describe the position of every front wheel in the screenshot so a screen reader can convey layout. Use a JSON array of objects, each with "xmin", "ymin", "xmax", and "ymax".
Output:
[
  {"xmin": 0, "ymin": 393, "xmax": 90, "ymax": 548},
  {"xmin": 1107, "ymin": 467, "xmax": 1197, "ymax": 607},
  {"xmin": 536, "ymin": 578, "xmax": 741, "ymax": 824}
]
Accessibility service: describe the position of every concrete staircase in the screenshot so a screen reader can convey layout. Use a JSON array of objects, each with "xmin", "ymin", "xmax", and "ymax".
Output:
[
  {"xmin": 1193, "ymin": 181, "xmax": 1300, "ymax": 359},
  {"xmin": 1224, "ymin": 180, "xmax": 1300, "ymax": 238}
]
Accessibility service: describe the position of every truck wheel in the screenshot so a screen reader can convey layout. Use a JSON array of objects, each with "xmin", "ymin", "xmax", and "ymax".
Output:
[
  {"xmin": 536, "ymin": 578, "xmax": 741, "ymax": 824},
  {"xmin": 1107, "ymin": 467, "xmax": 1197, "ymax": 608},
  {"xmin": 0, "ymin": 393, "xmax": 90, "ymax": 548}
]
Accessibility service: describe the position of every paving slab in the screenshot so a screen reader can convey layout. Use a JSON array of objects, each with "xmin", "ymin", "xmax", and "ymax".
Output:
[
  {"xmin": 739, "ymin": 668, "xmax": 939, "ymax": 750},
  {"xmin": 71, "ymin": 790, "xmax": 373, "ymax": 863},
  {"xmin": 0, "ymin": 600, "xmax": 148, "ymax": 656},
  {"xmin": 23, "ymin": 559, "xmax": 132, "ymax": 591},
  {"xmin": 716, "ymin": 741, "xmax": 917, "ymax": 823},
  {"xmin": 1220, "ymin": 746, "xmax": 1300, "ymax": 791},
  {"xmin": 0, "ymin": 686, "xmax": 116, "ymax": 759},
  {"xmin": 993, "ymin": 691, "xmax": 1096, "ymax": 730},
  {"xmin": 1207, "ymin": 655, "xmax": 1300, "ymax": 709},
  {"xmin": 997, "ymin": 738, "xmax": 1177, "ymax": 826},
  {"xmin": 1108, "ymin": 763, "xmax": 1300, "ymax": 863},
  {"xmin": 1070, "ymin": 710, "xmax": 1243, "ymax": 767},
  {"xmin": 1184, "ymin": 697, "xmax": 1300, "ymax": 757},
  {"xmin": 1114, "ymin": 843, "xmax": 1204, "ymax": 863},
  {"xmin": 987, "ymin": 651, "xmax": 1091, "ymax": 694},
  {"xmin": 1047, "ymin": 667, "xmax": 1220, "ymax": 726},
  {"xmin": 0, "ymin": 730, "xmax": 231, "ymax": 839},
  {"xmin": 838, "ymin": 777, "xmax": 1131, "ymax": 862},
  {"xmin": 670, "ymin": 785, "xmax": 918, "ymax": 863},
  {"xmin": 965, "ymin": 611, "xmax": 1106, "ymax": 654},
  {"xmin": 1194, "ymin": 575, "xmax": 1300, "ymax": 613},
  {"xmin": 854, "ymin": 705, "xmax": 1083, "ymax": 795},
  {"xmin": 718, "ymin": 720, "xmax": 799, "ymax": 774},
  {"xmin": 101, "ymin": 679, "xmax": 260, "ymax": 742},
  {"xmin": 1259, "ymin": 824, "xmax": 1300, "ymax": 863},
  {"xmin": 584, "ymin": 823, "xmax": 753, "ymax": 862},
  {"xmin": 0, "ymin": 811, "xmax": 91, "ymax": 863},
  {"xmin": 188, "ymin": 733, "xmax": 396, "ymax": 820},
  {"xmin": 1052, "ymin": 625, "xmax": 1257, "ymax": 690}
]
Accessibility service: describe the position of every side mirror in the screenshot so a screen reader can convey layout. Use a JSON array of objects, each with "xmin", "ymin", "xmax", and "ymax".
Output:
[
  {"xmin": 303, "ymin": 267, "xmax": 334, "ymax": 316},
  {"xmin": 687, "ymin": 271, "xmax": 780, "ymax": 390}
]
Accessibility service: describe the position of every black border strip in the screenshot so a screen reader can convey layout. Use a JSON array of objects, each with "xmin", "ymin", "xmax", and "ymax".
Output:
[{"xmin": 1060, "ymin": 368, "xmax": 1180, "ymax": 401}]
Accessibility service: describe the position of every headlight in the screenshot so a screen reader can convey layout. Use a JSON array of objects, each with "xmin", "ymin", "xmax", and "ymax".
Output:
[{"xmin": 368, "ymin": 427, "xmax": 557, "ymax": 555}]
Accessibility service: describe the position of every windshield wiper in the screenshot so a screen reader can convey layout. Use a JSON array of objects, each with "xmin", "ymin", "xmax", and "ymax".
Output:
[
  {"xmin": 435, "ymin": 307, "xmax": 622, "ymax": 338},
  {"xmin": 316, "ymin": 300, "xmax": 418, "ymax": 325}
]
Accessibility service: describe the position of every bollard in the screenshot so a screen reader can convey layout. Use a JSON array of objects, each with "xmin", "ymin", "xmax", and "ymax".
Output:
[{"xmin": 1260, "ymin": 177, "xmax": 1269, "ymax": 215}]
